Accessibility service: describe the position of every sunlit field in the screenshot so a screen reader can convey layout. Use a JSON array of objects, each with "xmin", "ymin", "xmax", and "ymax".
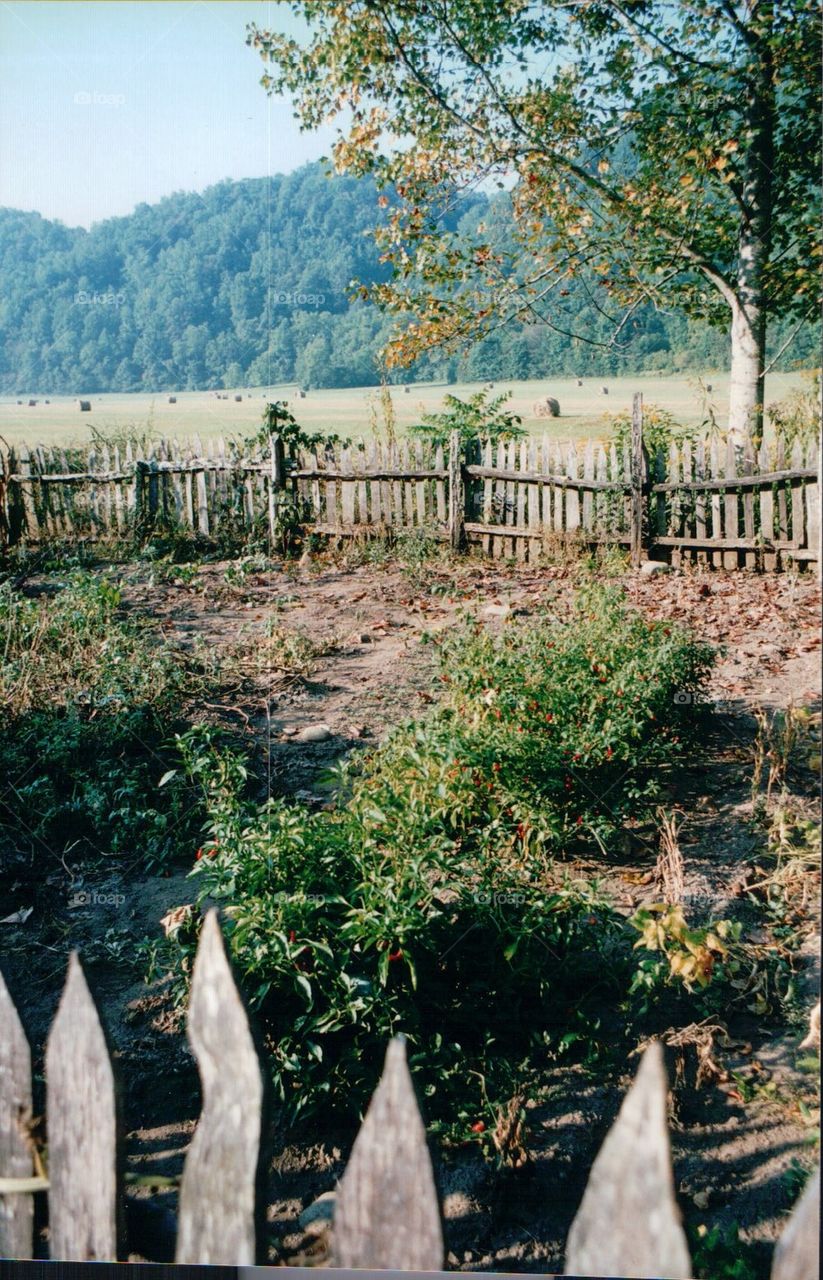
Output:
[{"xmin": 0, "ymin": 369, "xmax": 811, "ymax": 449}]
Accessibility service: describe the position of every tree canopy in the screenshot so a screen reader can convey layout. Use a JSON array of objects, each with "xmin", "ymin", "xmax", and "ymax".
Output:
[{"xmin": 250, "ymin": 1, "xmax": 821, "ymax": 439}]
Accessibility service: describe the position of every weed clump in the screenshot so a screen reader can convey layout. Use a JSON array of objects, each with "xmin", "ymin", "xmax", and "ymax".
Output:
[{"xmin": 160, "ymin": 587, "xmax": 716, "ymax": 1125}]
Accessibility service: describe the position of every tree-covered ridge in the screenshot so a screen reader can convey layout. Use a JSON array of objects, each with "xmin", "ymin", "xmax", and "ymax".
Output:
[{"xmin": 0, "ymin": 163, "xmax": 816, "ymax": 395}]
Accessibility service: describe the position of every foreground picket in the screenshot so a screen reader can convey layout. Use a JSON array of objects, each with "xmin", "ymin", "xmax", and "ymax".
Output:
[{"xmin": 0, "ymin": 911, "xmax": 818, "ymax": 1276}]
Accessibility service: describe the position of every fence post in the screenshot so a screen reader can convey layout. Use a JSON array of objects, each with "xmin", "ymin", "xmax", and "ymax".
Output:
[
  {"xmin": 0, "ymin": 968, "xmax": 35, "ymax": 1258},
  {"xmin": 448, "ymin": 430, "xmax": 464, "ymax": 551},
  {"xmin": 630, "ymin": 392, "xmax": 645, "ymax": 567},
  {"xmin": 134, "ymin": 460, "xmax": 147, "ymax": 531},
  {"xmin": 17, "ymin": 446, "xmax": 39, "ymax": 542},
  {"xmin": 268, "ymin": 433, "xmax": 286, "ymax": 542},
  {"xmin": 771, "ymin": 1165, "xmax": 819, "ymax": 1280},
  {"xmin": 176, "ymin": 911, "xmax": 264, "ymax": 1266},
  {"xmin": 564, "ymin": 1042, "xmax": 691, "ymax": 1278},
  {"xmin": 334, "ymin": 1036, "xmax": 443, "ymax": 1270},
  {"xmin": 46, "ymin": 953, "xmax": 119, "ymax": 1261}
]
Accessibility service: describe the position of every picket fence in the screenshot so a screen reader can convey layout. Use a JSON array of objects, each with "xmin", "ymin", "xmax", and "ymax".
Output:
[
  {"xmin": 0, "ymin": 398, "xmax": 820, "ymax": 569},
  {"xmin": 0, "ymin": 910, "xmax": 818, "ymax": 1276}
]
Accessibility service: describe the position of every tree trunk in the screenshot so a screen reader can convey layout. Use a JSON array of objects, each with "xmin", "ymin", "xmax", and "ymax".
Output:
[
  {"xmin": 728, "ymin": 295, "xmax": 765, "ymax": 448},
  {"xmin": 727, "ymin": 3, "xmax": 775, "ymax": 449}
]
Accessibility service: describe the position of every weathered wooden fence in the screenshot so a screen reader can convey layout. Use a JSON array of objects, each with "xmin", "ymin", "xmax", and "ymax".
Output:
[
  {"xmin": 0, "ymin": 910, "xmax": 818, "ymax": 1275},
  {"xmin": 1, "ymin": 401, "xmax": 820, "ymax": 569}
]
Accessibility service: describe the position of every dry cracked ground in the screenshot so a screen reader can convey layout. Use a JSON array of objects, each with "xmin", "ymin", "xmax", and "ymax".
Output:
[{"xmin": 1, "ymin": 550, "xmax": 820, "ymax": 1273}]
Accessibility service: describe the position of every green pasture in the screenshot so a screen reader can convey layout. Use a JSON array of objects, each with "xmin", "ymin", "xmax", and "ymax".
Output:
[{"xmin": 0, "ymin": 369, "xmax": 811, "ymax": 451}]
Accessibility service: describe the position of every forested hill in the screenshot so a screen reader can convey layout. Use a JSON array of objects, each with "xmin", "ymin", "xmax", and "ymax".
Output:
[{"xmin": 0, "ymin": 163, "xmax": 816, "ymax": 395}]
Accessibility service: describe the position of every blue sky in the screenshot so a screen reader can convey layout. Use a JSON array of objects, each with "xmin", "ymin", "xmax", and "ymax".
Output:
[{"xmin": 0, "ymin": 1, "xmax": 334, "ymax": 227}]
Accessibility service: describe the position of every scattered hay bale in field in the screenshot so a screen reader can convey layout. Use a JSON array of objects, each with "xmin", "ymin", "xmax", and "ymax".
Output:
[
  {"xmin": 577, "ymin": 377, "xmax": 583, "ymax": 386},
  {"xmin": 45, "ymin": 399, "xmax": 50, "ymax": 404},
  {"xmin": 28, "ymin": 399, "xmax": 37, "ymax": 407},
  {"xmin": 168, "ymin": 396, "xmax": 177, "ymax": 404},
  {"xmin": 79, "ymin": 400, "xmax": 91, "ymax": 411},
  {"xmin": 16, "ymin": 400, "xmax": 22, "ymax": 405},
  {"xmin": 706, "ymin": 383, "xmax": 713, "ymax": 392},
  {"xmin": 298, "ymin": 390, "xmax": 306, "ymax": 398},
  {"xmin": 533, "ymin": 396, "xmax": 560, "ymax": 418},
  {"xmin": 601, "ymin": 385, "xmax": 609, "ymax": 395},
  {"xmin": 234, "ymin": 394, "xmax": 242, "ymax": 402},
  {"xmin": 404, "ymin": 386, "xmax": 410, "ymax": 393}
]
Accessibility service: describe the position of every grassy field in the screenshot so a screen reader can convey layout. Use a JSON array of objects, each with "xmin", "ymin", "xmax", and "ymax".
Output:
[{"xmin": 0, "ymin": 369, "xmax": 811, "ymax": 449}]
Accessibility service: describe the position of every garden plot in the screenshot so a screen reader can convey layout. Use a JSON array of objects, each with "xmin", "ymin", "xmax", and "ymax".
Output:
[{"xmin": 0, "ymin": 551, "xmax": 819, "ymax": 1275}]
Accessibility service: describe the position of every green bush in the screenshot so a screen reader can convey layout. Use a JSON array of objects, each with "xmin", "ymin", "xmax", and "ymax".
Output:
[
  {"xmin": 609, "ymin": 402, "xmax": 697, "ymax": 461},
  {"xmin": 0, "ymin": 574, "xmax": 204, "ymax": 869},
  {"xmin": 410, "ymin": 388, "xmax": 525, "ymax": 448},
  {"xmin": 163, "ymin": 588, "xmax": 714, "ymax": 1124}
]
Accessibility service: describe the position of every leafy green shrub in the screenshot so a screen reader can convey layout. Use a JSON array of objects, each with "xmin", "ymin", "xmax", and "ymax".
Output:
[
  {"xmin": 161, "ymin": 588, "xmax": 714, "ymax": 1123},
  {"xmin": 410, "ymin": 388, "xmax": 525, "ymax": 448},
  {"xmin": 610, "ymin": 402, "xmax": 697, "ymax": 461},
  {"xmin": 768, "ymin": 373, "xmax": 821, "ymax": 452},
  {"xmin": 0, "ymin": 574, "xmax": 205, "ymax": 869},
  {"xmin": 689, "ymin": 1222, "xmax": 758, "ymax": 1280}
]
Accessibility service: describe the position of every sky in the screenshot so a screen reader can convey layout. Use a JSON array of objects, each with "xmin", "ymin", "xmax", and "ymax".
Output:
[{"xmin": 0, "ymin": 1, "xmax": 335, "ymax": 228}]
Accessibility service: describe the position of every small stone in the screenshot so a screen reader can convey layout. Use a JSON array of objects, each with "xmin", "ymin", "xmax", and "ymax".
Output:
[
  {"xmin": 639, "ymin": 560, "xmax": 672, "ymax": 576},
  {"xmin": 294, "ymin": 724, "xmax": 333, "ymax": 743}
]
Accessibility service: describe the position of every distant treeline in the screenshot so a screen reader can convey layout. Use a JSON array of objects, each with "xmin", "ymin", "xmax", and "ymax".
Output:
[{"xmin": 0, "ymin": 163, "xmax": 817, "ymax": 395}]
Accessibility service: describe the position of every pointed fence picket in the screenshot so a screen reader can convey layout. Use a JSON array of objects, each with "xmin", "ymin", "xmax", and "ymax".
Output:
[
  {"xmin": 0, "ymin": 914, "xmax": 819, "ymax": 1275},
  {"xmin": 0, "ymin": 420, "xmax": 820, "ymax": 569}
]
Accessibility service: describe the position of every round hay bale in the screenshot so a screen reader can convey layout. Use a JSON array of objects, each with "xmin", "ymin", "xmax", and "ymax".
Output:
[
  {"xmin": 601, "ymin": 385, "xmax": 609, "ymax": 395},
  {"xmin": 533, "ymin": 396, "xmax": 560, "ymax": 418},
  {"xmin": 168, "ymin": 396, "xmax": 177, "ymax": 404},
  {"xmin": 706, "ymin": 382, "xmax": 712, "ymax": 393},
  {"xmin": 28, "ymin": 399, "xmax": 37, "ymax": 407},
  {"xmin": 576, "ymin": 378, "xmax": 583, "ymax": 387},
  {"xmin": 234, "ymin": 394, "xmax": 242, "ymax": 402},
  {"xmin": 79, "ymin": 400, "xmax": 91, "ymax": 411}
]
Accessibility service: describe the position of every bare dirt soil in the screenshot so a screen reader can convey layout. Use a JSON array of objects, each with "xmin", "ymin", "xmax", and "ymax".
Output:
[{"xmin": 1, "ymin": 552, "xmax": 819, "ymax": 1272}]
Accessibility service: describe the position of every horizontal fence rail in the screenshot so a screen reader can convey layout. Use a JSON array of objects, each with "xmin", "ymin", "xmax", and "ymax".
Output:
[
  {"xmin": 0, "ymin": 910, "xmax": 818, "ymax": 1274},
  {"xmin": 1, "ymin": 402, "xmax": 820, "ymax": 569}
]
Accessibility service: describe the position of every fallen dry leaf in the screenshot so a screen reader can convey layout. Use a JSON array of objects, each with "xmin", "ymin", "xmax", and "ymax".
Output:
[
  {"xmin": 0, "ymin": 906, "xmax": 33, "ymax": 925},
  {"xmin": 160, "ymin": 904, "xmax": 193, "ymax": 937}
]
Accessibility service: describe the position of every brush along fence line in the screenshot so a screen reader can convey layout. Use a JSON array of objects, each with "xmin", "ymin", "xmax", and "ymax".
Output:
[
  {"xmin": 0, "ymin": 911, "xmax": 818, "ymax": 1275},
  {"xmin": 1, "ymin": 400, "xmax": 820, "ymax": 568}
]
